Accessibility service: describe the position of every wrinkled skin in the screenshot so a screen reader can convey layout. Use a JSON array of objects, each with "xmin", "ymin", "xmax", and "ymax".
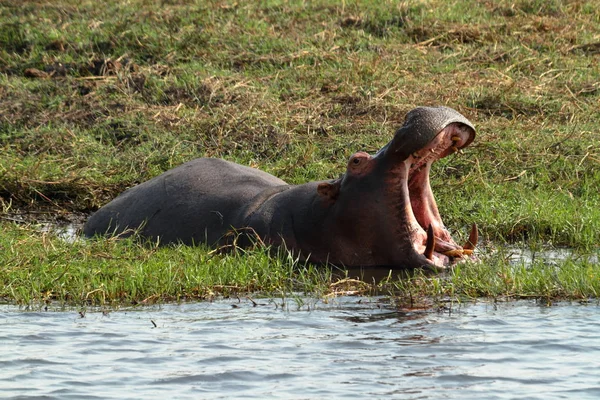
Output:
[{"xmin": 84, "ymin": 106, "xmax": 476, "ymax": 269}]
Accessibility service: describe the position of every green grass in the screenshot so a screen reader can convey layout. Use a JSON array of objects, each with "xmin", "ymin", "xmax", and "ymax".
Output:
[
  {"xmin": 3, "ymin": 221, "xmax": 599, "ymax": 307},
  {"xmin": 0, "ymin": 221, "xmax": 334, "ymax": 306},
  {"xmin": 1, "ymin": 0, "xmax": 600, "ymax": 306},
  {"xmin": 391, "ymin": 249, "xmax": 600, "ymax": 307}
]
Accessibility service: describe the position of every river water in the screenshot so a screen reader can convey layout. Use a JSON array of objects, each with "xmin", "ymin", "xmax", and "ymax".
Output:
[{"xmin": 1, "ymin": 298, "xmax": 599, "ymax": 399}]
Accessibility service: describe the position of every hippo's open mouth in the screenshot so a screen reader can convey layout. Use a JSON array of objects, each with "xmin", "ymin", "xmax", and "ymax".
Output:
[{"xmin": 402, "ymin": 122, "xmax": 477, "ymax": 268}]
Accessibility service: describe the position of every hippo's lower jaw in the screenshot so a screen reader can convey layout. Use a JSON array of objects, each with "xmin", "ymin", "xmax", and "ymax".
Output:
[{"xmin": 399, "ymin": 122, "xmax": 478, "ymax": 269}]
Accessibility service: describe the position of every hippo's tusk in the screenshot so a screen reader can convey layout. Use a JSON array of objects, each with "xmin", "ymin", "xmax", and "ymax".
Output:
[
  {"xmin": 451, "ymin": 135, "xmax": 461, "ymax": 142},
  {"xmin": 442, "ymin": 224, "xmax": 478, "ymax": 257},
  {"xmin": 462, "ymin": 223, "xmax": 478, "ymax": 250},
  {"xmin": 424, "ymin": 224, "xmax": 435, "ymax": 260}
]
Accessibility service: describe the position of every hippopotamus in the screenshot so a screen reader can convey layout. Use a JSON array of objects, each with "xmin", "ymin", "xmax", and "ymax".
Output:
[{"xmin": 84, "ymin": 106, "xmax": 477, "ymax": 270}]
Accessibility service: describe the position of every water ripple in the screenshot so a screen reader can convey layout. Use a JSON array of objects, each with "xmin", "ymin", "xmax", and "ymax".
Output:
[{"xmin": 1, "ymin": 300, "xmax": 599, "ymax": 399}]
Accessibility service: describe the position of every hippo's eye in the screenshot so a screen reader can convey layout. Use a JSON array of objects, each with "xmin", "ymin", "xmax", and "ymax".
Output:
[{"xmin": 352, "ymin": 157, "xmax": 361, "ymax": 165}]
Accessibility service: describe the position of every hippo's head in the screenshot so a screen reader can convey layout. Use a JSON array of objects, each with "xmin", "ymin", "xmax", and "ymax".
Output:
[{"xmin": 316, "ymin": 106, "xmax": 477, "ymax": 270}]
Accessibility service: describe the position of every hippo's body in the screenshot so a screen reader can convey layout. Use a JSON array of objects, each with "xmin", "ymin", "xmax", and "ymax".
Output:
[
  {"xmin": 86, "ymin": 158, "xmax": 288, "ymax": 246},
  {"xmin": 84, "ymin": 106, "xmax": 477, "ymax": 269}
]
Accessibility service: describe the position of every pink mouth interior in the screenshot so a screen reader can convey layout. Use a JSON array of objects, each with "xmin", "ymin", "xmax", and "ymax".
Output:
[{"xmin": 402, "ymin": 123, "xmax": 473, "ymax": 267}]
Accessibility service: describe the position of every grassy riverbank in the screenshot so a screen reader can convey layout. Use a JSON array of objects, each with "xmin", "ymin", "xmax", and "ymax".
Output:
[{"xmin": 1, "ymin": 0, "xmax": 599, "ymax": 306}]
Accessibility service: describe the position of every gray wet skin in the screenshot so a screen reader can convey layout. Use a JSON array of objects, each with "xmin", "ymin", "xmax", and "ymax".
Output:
[{"xmin": 84, "ymin": 106, "xmax": 476, "ymax": 269}]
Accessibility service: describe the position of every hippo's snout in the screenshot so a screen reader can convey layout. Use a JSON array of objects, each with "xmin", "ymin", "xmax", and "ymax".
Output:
[{"xmin": 377, "ymin": 107, "xmax": 477, "ymax": 269}]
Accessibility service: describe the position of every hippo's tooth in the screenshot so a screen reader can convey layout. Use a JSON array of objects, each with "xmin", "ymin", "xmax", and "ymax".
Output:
[
  {"xmin": 450, "ymin": 146, "xmax": 459, "ymax": 153},
  {"xmin": 462, "ymin": 223, "xmax": 478, "ymax": 250},
  {"xmin": 424, "ymin": 224, "xmax": 435, "ymax": 260},
  {"xmin": 451, "ymin": 135, "xmax": 461, "ymax": 142},
  {"xmin": 443, "ymin": 248, "xmax": 464, "ymax": 257}
]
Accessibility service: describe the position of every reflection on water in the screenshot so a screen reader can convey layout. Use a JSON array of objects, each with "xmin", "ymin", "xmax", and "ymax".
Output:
[
  {"xmin": 2, "ymin": 212, "xmax": 84, "ymax": 244},
  {"xmin": 1, "ymin": 299, "xmax": 600, "ymax": 399},
  {"xmin": 505, "ymin": 246, "xmax": 598, "ymax": 266},
  {"xmin": 40, "ymin": 222, "xmax": 80, "ymax": 243}
]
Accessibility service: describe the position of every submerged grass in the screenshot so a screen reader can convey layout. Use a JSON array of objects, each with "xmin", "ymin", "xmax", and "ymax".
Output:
[{"xmin": 1, "ymin": 0, "xmax": 600, "ymax": 305}]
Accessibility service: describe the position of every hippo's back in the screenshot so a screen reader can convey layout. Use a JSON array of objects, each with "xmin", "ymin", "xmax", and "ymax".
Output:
[{"xmin": 84, "ymin": 158, "xmax": 287, "ymax": 245}]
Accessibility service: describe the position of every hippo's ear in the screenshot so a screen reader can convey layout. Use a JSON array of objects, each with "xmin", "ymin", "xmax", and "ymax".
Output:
[{"xmin": 317, "ymin": 181, "xmax": 340, "ymax": 204}]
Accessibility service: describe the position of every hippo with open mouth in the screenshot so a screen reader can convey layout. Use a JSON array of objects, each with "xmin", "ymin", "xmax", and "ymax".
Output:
[{"xmin": 84, "ymin": 106, "xmax": 477, "ymax": 270}]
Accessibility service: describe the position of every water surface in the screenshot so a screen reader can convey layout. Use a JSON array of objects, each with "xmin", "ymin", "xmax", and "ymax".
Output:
[{"xmin": 1, "ymin": 299, "xmax": 599, "ymax": 399}]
